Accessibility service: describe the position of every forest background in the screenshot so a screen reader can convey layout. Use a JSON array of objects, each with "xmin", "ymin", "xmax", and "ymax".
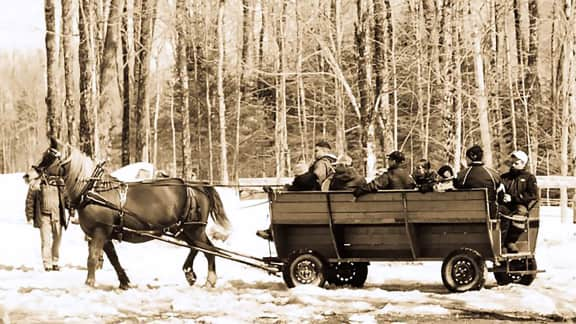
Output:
[{"xmin": 1, "ymin": 0, "xmax": 576, "ymax": 195}]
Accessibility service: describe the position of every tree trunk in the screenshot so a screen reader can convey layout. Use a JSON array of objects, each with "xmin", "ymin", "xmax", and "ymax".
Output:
[
  {"xmin": 121, "ymin": 0, "xmax": 131, "ymax": 166},
  {"xmin": 62, "ymin": 0, "xmax": 76, "ymax": 145},
  {"xmin": 233, "ymin": 0, "xmax": 250, "ymax": 182},
  {"xmin": 175, "ymin": 0, "xmax": 192, "ymax": 179},
  {"xmin": 99, "ymin": 0, "xmax": 123, "ymax": 161},
  {"xmin": 332, "ymin": 0, "xmax": 345, "ymax": 158},
  {"xmin": 135, "ymin": 0, "xmax": 157, "ymax": 162},
  {"xmin": 217, "ymin": 0, "xmax": 229, "ymax": 182},
  {"xmin": 525, "ymin": 0, "xmax": 540, "ymax": 173},
  {"xmin": 78, "ymin": 0, "xmax": 97, "ymax": 156},
  {"xmin": 45, "ymin": 0, "xmax": 60, "ymax": 138},
  {"xmin": 471, "ymin": 1, "xmax": 493, "ymax": 167},
  {"xmin": 355, "ymin": 0, "xmax": 375, "ymax": 178},
  {"xmin": 275, "ymin": 0, "xmax": 289, "ymax": 178},
  {"xmin": 374, "ymin": 0, "xmax": 392, "ymax": 157}
]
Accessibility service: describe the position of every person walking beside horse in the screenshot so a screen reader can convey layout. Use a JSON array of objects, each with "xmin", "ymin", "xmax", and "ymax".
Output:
[{"xmin": 24, "ymin": 172, "xmax": 68, "ymax": 271}]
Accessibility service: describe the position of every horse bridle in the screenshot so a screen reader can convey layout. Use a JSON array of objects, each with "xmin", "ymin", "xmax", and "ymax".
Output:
[{"xmin": 35, "ymin": 147, "xmax": 70, "ymax": 179}]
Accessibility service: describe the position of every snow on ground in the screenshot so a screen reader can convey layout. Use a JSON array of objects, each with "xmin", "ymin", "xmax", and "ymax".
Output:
[{"xmin": 1, "ymin": 172, "xmax": 576, "ymax": 323}]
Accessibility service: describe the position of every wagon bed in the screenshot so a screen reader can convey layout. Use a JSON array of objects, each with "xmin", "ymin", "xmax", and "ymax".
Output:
[{"xmin": 267, "ymin": 188, "xmax": 540, "ymax": 292}]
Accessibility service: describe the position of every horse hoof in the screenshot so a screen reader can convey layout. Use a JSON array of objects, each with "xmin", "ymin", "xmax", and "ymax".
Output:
[
  {"xmin": 203, "ymin": 281, "xmax": 216, "ymax": 288},
  {"xmin": 85, "ymin": 279, "xmax": 95, "ymax": 287},
  {"xmin": 184, "ymin": 270, "xmax": 197, "ymax": 286},
  {"xmin": 119, "ymin": 283, "xmax": 131, "ymax": 290}
]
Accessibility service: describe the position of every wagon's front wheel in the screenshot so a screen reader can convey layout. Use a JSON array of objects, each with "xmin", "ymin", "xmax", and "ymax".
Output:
[
  {"xmin": 282, "ymin": 249, "xmax": 326, "ymax": 288},
  {"xmin": 327, "ymin": 262, "xmax": 369, "ymax": 288},
  {"xmin": 441, "ymin": 248, "xmax": 485, "ymax": 292}
]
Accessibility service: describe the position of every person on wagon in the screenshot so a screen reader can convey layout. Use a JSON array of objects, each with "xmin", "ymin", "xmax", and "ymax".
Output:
[
  {"xmin": 499, "ymin": 150, "xmax": 539, "ymax": 253},
  {"xmin": 329, "ymin": 154, "xmax": 367, "ymax": 190},
  {"xmin": 454, "ymin": 145, "xmax": 505, "ymax": 227},
  {"xmin": 353, "ymin": 150, "xmax": 415, "ymax": 198},
  {"xmin": 310, "ymin": 140, "xmax": 338, "ymax": 191},
  {"xmin": 284, "ymin": 162, "xmax": 316, "ymax": 191},
  {"xmin": 257, "ymin": 141, "xmax": 337, "ymax": 240},
  {"xmin": 24, "ymin": 173, "xmax": 68, "ymax": 271},
  {"xmin": 412, "ymin": 159, "xmax": 439, "ymax": 193},
  {"xmin": 434, "ymin": 165, "xmax": 455, "ymax": 192}
]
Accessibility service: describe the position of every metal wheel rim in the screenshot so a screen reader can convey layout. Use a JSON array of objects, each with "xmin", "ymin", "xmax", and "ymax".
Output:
[
  {"xmin": 336, "ymin": 262, "xmax": 359, "ymax": 282},
  {"xmin": 294, "ymin": 260, "xmax": 319, "ymax": 284},
  {"xmin": 452, "ymin": 258, "xmax": 476, "ymax": 286}
]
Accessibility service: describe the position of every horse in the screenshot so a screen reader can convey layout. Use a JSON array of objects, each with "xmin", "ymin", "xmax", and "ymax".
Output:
[{"xmin": 25, "ymin": 137, "xmax": 231, "ymax": 289}]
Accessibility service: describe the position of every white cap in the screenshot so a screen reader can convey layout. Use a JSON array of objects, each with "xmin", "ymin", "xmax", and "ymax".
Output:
[{"xmin": 511, "ymin": 150, "xmax": 528, "ymax": 164}]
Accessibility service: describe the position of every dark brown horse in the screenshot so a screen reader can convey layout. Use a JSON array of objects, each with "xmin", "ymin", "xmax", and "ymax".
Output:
[{"xmin": 26, "ymin": 137, "xmax": 231, "ymax": 289}]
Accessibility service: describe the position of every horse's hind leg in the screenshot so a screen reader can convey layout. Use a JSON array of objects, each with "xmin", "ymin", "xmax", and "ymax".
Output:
[
  {"xmin": 182, "ymin": 249, "xmax": 199, "ymax": 286},
  {"xmin": 103, "ymin": 241, "xmax": 131, "ymax": 289},
  {"xmin": 204, "ymin": 250, "xmax": 217, "ymax": 288},
  {"xmin": 86, "ymin": 227, "xmax": 106, "ymax": 287}
]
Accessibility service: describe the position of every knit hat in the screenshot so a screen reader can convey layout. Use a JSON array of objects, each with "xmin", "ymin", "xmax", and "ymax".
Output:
[{"xmin": 511, "ymin": 150, "xmax": 528, "ymax": 164}]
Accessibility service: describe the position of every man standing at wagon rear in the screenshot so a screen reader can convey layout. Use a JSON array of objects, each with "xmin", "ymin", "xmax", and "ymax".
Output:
[{"xmin": 24, "ymin": 174, "xmax": 68, "ymax": 271}]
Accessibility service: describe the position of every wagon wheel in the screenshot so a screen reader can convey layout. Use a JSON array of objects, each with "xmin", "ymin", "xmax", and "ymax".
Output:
[
  {"xmin": 282, "ymin": 249, "xmax": 326, "ymax": 288},
  {"xmin": 494, "ymin": 258, "xmax": 537, "ymax": 286},
  {"xmin": 327, "ymin": 262, "xmax": 369, "ymax": 288},
  {"xmin": 441, "ymin": 248, "xmax": 485, "ymax": 292}
]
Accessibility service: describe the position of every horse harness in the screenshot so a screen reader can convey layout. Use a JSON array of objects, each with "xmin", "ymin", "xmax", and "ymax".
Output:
[{"xmin": 60, "ymin": 162, "xmax": 206, "ymax": 241}]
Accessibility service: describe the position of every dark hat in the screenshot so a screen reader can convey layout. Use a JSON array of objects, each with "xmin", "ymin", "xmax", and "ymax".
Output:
[
  {"xmin": 437, "ymin": 165, "xmax": 454, "ymax": 178},
  {"xmin": 315, "ymin": 140, "xmax": 331, "ymax": 149},
  {"xmin": 386, "ymin": 150, "xmax": 405, "ymax": 163},
  {"xmin": 466, "ymin": 145, "xmax": 483, "ymax": 161}
]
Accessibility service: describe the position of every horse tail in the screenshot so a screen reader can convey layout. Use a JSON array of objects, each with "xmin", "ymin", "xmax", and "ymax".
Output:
[{"xmin": 203, "ymin": 186, "xmax": 231, "ymax": 231}]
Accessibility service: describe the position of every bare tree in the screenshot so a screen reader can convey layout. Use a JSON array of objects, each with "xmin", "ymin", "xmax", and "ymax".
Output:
[
  {"xmin": 471, "ymin": 0, "xmax": 493, "ymax": 167},
  {"xmin": 45, "ymin": 0, "xmax": 60, "ymax": 138},
  {"xmin": 99, "ymin": 0, "xmax": 123, "ymax": 161},
  {"xmin": 134, "ymin": 0, "xmax": 158, "ymax": 162},
  {"xmin": 62, "ymin": 0, "xmax": 76, "ymax": 145},
  {"xmin": 217, "ymin": 0, "xmax": 229, "ymax": 182},
  {"xmin": 78, "ymin": 0, "xmax": 97, "ymax": 156},
  {"xmin": 121, "ymin": 0, "xmax": 132, "ymax": 166},
  {"xmin": 175, "ymin": 0, "xmax": 193, "ymax": 179}
]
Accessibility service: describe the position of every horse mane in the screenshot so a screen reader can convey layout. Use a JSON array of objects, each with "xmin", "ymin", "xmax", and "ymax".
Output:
[{"xmin": 64, "ymin": 145, "xmax": 95, "ymax": 202}]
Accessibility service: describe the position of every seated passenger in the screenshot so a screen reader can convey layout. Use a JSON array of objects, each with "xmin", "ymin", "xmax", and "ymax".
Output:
[
  {"xmin": 434, "ymin": 165, "xmax": 455, "ymax": 192},
  {"xmin": 353, "ymin": 150, "xmax": 415, "ymax": 198},
  {"xmin": 412, "ymin": 159, "xmax": 439, "ymax": 193},
  {"xmin": 454, "ymin": 145, "xmax": 503, "ymax": 202},
  {"xmin": 329, "ymin": 154, "xmax": 367, "ymax": 190},
  {"xmin": 499, "ymin": 150, "xmax": 539, "ymax": 253},
  {"xmin": 284, "ymin": 162, "xmax": 316, "ymax": 191}
]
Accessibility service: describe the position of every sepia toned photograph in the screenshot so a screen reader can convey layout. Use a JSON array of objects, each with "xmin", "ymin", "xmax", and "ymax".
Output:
[{"xmin": 1, "ymin": 0, "xmax": 575, "ymax": 322}]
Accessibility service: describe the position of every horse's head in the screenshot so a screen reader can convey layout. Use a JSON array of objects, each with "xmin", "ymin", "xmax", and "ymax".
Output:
[{"xmin": 25, "ymin": 137, "xmax": 70, "ymax": 183}]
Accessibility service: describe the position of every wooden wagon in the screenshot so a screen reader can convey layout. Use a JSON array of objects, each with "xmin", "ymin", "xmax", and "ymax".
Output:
[{"xmin": 266, "ymin": 188, "xmax": 540, "ymax": 292}]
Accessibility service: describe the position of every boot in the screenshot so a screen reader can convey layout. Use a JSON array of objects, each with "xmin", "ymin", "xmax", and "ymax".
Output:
[
  {"xmin": 505, "ymin": 242, "xmax": 519, "ymax": 253},
  {"xmin": 256, "ymin": 229, "xmax": 273, "ymax": 241}
]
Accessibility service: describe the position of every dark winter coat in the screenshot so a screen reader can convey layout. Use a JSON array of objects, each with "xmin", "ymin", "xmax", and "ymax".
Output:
[
  {"xmin": 285, "ymin": 155, "xmax": 337, "ymax": 191},
  {"xmin": 353, "ymin": 165, "xmax": 415, "ymax": 197},
  {"xmin": 413, "ymin": 170, "xmax": 439, "ymax": 193},
  {"xmin": 329, "ymin": 165, "xmax": 366, "ymax": 190},
  {"xmin": 500, "ymin": 168, "xmax": 539, "ymax": 208},
  {"xmin": 454, "ymin": 161, "xmax": 502, "ymax": 202}
]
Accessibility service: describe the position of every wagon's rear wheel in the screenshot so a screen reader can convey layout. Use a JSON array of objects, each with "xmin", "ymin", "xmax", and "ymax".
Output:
[
  {"xmin": 441, "ymin": 248, "xmax": 485, "ymax": 292},
  {"xmin": 327, "ymin": 262, "xmax": 369, "ymax": 288},
  {"xmin": 282, "ymin": 249, "xmax": 326, "ymax": 288},
  {"xmin": 494, "ymin": 257, "xmax": 537, "ymax": 286}
]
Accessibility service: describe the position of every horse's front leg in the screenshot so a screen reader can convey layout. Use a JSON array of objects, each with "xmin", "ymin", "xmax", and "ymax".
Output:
[
  {"xmin": 103, "ymin": 241, "xmax": 131, "ymax": 289},
  {"xmin": 182, "ymin": 249, "xmax": 199, "ymax": 286},
  {"xmin": 86, "ymin": 228, "xmax": 106, "ymax": 287}
]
